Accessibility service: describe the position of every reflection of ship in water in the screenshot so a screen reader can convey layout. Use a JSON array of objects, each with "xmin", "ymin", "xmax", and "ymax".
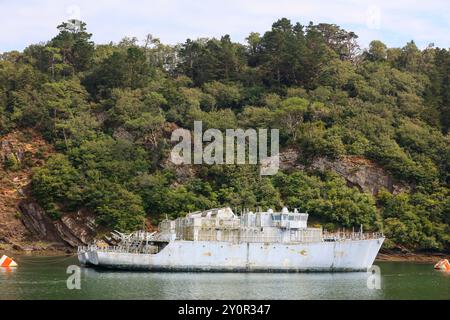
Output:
[{"xmin": 78, "ymin": 207, "xmax": 384, "ymax": 272}]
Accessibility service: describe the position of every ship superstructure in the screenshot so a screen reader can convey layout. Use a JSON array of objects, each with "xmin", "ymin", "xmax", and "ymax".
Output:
[{"xmin": 78, "ymin": 207, "xmax": 384, "ymax": 272}]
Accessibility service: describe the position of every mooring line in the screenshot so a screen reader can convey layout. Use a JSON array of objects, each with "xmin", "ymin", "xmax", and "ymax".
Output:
[{"xmin": 14, "ymin": 254, "xmax": 78, "ymax": 265}]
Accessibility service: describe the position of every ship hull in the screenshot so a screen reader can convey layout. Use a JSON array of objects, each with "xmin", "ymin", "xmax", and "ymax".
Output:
[{"xmin": 80, "ymin": 238, "xmax": 384, "ymax": 272}]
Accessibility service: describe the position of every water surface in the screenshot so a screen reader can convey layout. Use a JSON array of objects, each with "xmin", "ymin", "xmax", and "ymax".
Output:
[{"xmin": 0, "ymin": 256, "xmax": 448, "ymax": 299}]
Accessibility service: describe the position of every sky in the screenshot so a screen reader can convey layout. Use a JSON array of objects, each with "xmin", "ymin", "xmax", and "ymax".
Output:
[{"xmin": 0, "ymin": 0, "xmax": 449, "ymax": 53}]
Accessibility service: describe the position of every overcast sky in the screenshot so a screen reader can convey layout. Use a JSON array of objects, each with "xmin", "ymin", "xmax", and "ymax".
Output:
[{"xmin": 1, "ymin": 0, "xmax": 449, "ymax": 53}]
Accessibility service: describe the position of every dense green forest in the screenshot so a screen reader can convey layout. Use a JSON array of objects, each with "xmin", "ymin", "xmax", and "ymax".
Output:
[{"xmin": 0, "ymin": 19, "xmax": 448, "ymax": 251}]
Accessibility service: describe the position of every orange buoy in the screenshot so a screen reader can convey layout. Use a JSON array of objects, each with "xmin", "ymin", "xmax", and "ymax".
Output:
[
  {"xmin": 0, "ymin": 255, "xmax": 18, "ymax": 267},
  {"xmin": 434, "ymin": 259, "xmax": 450, "ymax": 271}
]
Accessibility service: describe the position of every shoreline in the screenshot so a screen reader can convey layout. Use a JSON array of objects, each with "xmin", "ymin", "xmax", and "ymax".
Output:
[
  {"xmin": 375, "ymin": 251, "xmax": 447, "ymax": 264},
  {"xmin": 0, "ymin": 243, "xmax": 75, "ymax": 257}
]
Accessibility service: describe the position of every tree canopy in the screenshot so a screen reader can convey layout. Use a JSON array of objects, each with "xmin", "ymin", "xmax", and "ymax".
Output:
[{"xmin": 1, "ymin": 19, "xmax": 448, "ymax": 250}]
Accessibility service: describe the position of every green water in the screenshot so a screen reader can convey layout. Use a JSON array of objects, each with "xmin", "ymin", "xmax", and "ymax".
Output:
[{"xmin": 0, "ymin": 255, "xmax": 448, "ymax": 300}]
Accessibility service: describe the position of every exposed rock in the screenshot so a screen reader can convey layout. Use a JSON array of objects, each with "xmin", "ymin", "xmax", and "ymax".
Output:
[
  {"xmin": 165, "ymin": 161, "xmax": 197, "ymax": 185},
  {"xmin": 0, "ymin": 140, "xmax": 14, "ymax": 162},
  {"xmin": 12, "ymin": 243, "xmax": 24, "ymax": 251},
  {"xmin": 53, "ymin": 222, "xmax": 84, "ymax": 247},
  {"xmin": 310, "ymin": 156, "xmax": 409, "ymax": 195},
  {"xmin": 279, "ymin": 148, "xmax": 305, "ymax": 171},
  {"xmin": 279, "ymin": 148, "xmax": 409, "ymax": 195},
  {"xmin": 58, "ymin": 209, "xmax": 96, "ymax": 245},
  {"xmin": 0, "ymin": 130, "xmax": 55, "ymax": 244},
  {"xmin": 18, "ymin": 201, "xmax": 62, "ymax": 242},
  {"xmin": 0, "ymin": 236, "xmax": 12, "ymax": 244},
  {"xmin": 1, "ymin": 130, "xmax": 97, "ymax": 250},
  {"xmin": 113, "ymin": 126, "xmax": 134, "ymax": 142},
  {"xmin": 19, "ymin": 200, "xmax": 97, "ymax": 247}
]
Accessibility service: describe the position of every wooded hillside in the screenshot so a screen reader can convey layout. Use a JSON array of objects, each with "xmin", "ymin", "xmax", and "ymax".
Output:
[{"xmin": 0, "ymin": 19, "xmax": 448, "ymax": 251}]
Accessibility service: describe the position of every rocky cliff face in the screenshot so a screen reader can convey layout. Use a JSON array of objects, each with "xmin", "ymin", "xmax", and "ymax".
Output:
[
  {"xmin": 0, "ymin": 130, "xmax": 46, "ymax": 247},
  {"xmin": 19, "ymin": 201, "xmax": 96, "ymax": 248},
  {"xmin": 0, "ymin": 130, "xmax": 95, "ymax": 251},
  {"xmin": 280, "ymin": 148, "xmax": 409, "ymax": 195}
]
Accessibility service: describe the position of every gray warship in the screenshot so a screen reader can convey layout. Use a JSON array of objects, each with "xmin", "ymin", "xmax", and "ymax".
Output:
[{"xmin": 78, "ymin": 207, "xmax": 384, "ymax": 272}]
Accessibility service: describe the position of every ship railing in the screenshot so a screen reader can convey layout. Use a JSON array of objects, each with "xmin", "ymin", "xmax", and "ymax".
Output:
[
  {"xmin": 120, "ymin": 231, "xmax": 157, "ymax": 242},
  {"xmin": 78, "ymin": 245, "xmax": 100, "ymax": 252},
  {"xmin": 238, "ymin": 236, "xmax": 283, "ymax": 243},
  {"xmin": 86, "ymin": 245, "xmax": 158, "ymax": 254},
  {"xmin": 194, "ymin": 234, "xmax": 320, "ymax": 244},
  {"xmin": 190, "ymin": 231, "xmax": 383, "ymax": 243},
  {"xmin": 322, "ymin": 231, "xmax": 384, "ymax": 241},
  {"xmin": 77, "ymin": 244, "xmax": 155, "ymax": 254}
]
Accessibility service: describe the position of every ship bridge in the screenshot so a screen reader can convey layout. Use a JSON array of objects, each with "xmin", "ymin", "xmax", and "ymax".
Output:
[
  {"xmin": 242, "ymin": 207, "xmax": 309, "ymax": 230},
  {"xmin": 159, "ymin": 207, "xmax": 322, "ymax": 244}
]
